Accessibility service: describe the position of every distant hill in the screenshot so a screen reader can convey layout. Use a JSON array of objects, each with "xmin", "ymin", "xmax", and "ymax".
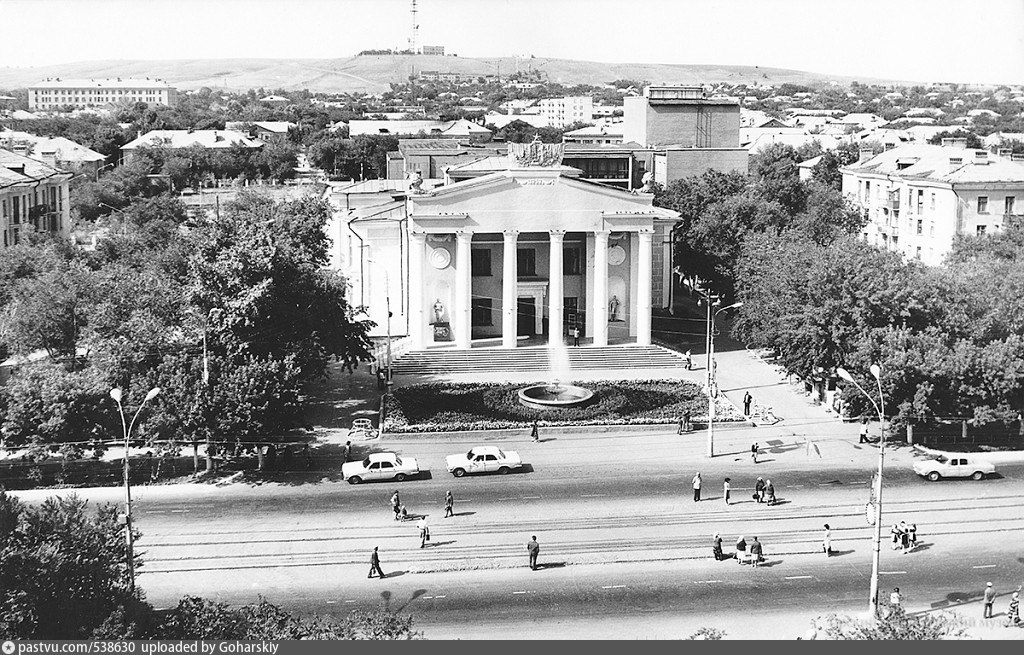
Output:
[{"xmin": 0, "ymin": 55, "xmax": 913, "ymax": 94}]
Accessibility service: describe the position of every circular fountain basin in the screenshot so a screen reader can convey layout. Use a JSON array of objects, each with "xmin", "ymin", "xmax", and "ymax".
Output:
[{"xmin": 518, "ymin": 383, "xmax": 594, "ymax": 410}]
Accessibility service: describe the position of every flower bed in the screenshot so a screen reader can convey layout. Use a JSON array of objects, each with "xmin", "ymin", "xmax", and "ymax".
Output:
[{"xmin": 383, "ymin": 379, "xmax": 742, "ymax": 433}]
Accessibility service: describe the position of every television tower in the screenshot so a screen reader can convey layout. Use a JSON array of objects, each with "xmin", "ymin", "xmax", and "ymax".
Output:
[{"xmin": 409, "ymin": 0, "xmax": 419, "ymax": 53}]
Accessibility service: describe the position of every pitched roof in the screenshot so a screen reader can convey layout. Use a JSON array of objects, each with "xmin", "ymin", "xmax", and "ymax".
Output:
[
  {"xmin": 0, "ymin": 147, "xmax": 70, "ymax": 187},
  {"xmin": 121, "ymin": 130, "xmax": 263, "ymax": 150},
  {"xmin": 349, "ymin": 119, "xmax": 492, "ymax": 137},
  {"xmin": 0, "ymin": 131, "xmax": 105, "ymax": 163},
  {"xmin": 844, "ymin": 143, "xmax": 1024, "ymax": 184}
]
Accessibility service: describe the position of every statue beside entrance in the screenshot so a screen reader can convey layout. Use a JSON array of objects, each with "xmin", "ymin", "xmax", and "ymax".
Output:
[
  {"xmin": 431, "ymin": 298, "xmax": 453, "ymax": 342},
  {"xmin": 433, "ymin": 299, "xmax": 445, "ymax": 324},
  {"xmin": 609, "ymin": 295, "xmax": 621, "ymax": 322}
]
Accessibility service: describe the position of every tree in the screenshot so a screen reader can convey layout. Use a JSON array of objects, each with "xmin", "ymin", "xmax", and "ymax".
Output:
[
  {"xmin": 811, "ymin": 142, "xmax": 860, "ymax": 190},
  {"xmin": 927, "ymin": 129, "xmax": 983, "ymax": 149},
  {"xmin": 0, "ymin": 492, "xmax": 138, "ymax": 638},
  {"xmin": 749, "ymin": 142, "xmax": 807, "ymax": 214},
  {"xmin": 813, "ymin": 606, "xmax": 966, "ymax": 640}
]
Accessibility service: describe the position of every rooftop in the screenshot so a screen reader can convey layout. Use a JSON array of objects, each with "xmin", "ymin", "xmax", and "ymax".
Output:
[
  {"xmin": 121, "ymin": 130, "xmax": 264, "ymax": 150},
  {"xmin": 30, "ymin": 77, "xmax": 174, "ymax": 89}
]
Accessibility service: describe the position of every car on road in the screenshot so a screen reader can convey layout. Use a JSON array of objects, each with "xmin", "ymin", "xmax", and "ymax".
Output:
[
  {"xmin": 446, "ymin": 446, "xmax": 523, "ymax": 477},
  {"xmin": 913, "ymin": 454, "xmax": 995, "ymax": 481},
  {"xmin": 347, "ymin": 418, "xmax": 378, "ymax": 441},
  {"xmin": 342, "ymin": 452, "xmax": 419, "ymax": 484}
]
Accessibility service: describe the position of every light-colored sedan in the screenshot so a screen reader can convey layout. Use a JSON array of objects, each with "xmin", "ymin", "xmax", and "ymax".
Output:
[
  {"xmin": 342, "ymin": 452, "xmax": 419, "ymax": 484},
  {"xmin": 445, "ymin": 446, "xmax": 523, "ymax": 477},
  {"xmin": 913, "ymin": 454, "xmax": 995, "ymax": 481}
]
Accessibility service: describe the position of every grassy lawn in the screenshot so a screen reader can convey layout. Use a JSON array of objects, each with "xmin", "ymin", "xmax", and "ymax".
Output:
[{"xmin": 383, "ymin": 379, "xmax": 739, "ymax": 433}]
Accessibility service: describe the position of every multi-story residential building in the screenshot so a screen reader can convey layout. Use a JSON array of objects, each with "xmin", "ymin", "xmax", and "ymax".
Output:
[
  {"xmin": 421, "ymin": 45, "xmax": 445, "ymax": 56},
  {"xmin": 1, "ymin": 148, "xmax": 72, "ymax": 248},
  {"xmin": 119, "ymin": 129, "xmax": 263, "ymax": 165},
  {"xmin": 0, "ymin": 130, "xmax": 106, "ymax": 176},
  {"xmin": 841, "ymin": 139, "xmax": 1024, "ymax": 266},
  {"xmin": 28, "ymin": 77, "xmax": 177, "ymax": 111},
  {"xmin": 537, "ymin": 97, "xmax": 594, "ymax": 129}
]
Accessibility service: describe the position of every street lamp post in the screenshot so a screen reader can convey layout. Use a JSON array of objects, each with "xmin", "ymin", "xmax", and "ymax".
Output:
[
  {"xmin": 705, "ymin": 301, "xmax": 743, "ymax": 458},
  {"xmin": 836, "ymin": 364, "xmax": 886, "ymax": 618},
  {"xmin": 109, "ymin": 386, "xmax": 161, "ymax": 592}
]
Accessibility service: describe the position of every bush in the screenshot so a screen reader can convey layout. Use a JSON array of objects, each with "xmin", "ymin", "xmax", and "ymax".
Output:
[{"xmin": 383, "ymin": 380, "xmax": 739, "ymax": 433}]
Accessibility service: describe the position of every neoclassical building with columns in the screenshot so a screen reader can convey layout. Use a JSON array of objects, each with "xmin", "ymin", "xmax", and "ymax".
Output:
[{"xmin": 326, "ymin": 141, "xmax": 679, "ymax": 349}]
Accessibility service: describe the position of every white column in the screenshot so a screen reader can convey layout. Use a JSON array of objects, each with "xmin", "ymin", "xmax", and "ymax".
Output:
[
  {"xmin": 502, "ymin": 230, "xmax": 519, "ymax": 348},
  {"xmin": 591, "ymin": 230, "xmax": 609, "ymax": 347},
  {"xmin": 548, "ymin": 230, "xmax": 565, "ymax": 347},
  {"xmin": 454, "ymin": 231, "xmax": 473, "ymax": 349},
  {"xmin": 408, "ymin": 232, "xmax": 427, "ymax": 349},
  {"xmin": 637, "ymin": 229, "xmax": 653, "ymax": 346}
]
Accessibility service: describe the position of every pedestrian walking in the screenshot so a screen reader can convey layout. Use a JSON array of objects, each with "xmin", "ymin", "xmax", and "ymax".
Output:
[
  {"xmin": 684, "ymin": 350, "xmax": 692, "ymax": 370},
  {"xmin": 1007, "ymin": 590, "xmax": 1020, "ymax": 627},
  {"xmin": 397, "ymin": 504, "xmax": 409, "ymax": 521},
  {"xmin": 391, "ymin": 491, "xmax": 401, "ymax": 521},
  {"xmin": 723, "ymin": 477, "xmax": 731, "ymax": 505},
  {"xmin": 743, "ymin": 391, "xmax": 753, "ymax": 417},
  {"xmin": 890, "ymin": 587, "xmax": 902, "ymax": 609},
  {"xmin": 678, "ymin": 415, "xmax": 685, "ymax": 435},
  {"xmin": 822, "ymin": 524, "xmax": 832, "ymax": 556},
  {"xmin": 751, "ymin": 442, "xmax": 759, "ymax": 464},
  {"xmin": 343, "ymin": 440, "xmax": 352, "ymax": 462},
  {"xmin": 859, "ymin": 418, "xmax": 870, "ymax": 444},
  {"xmin": 755, "ymin": 477, "xmax": 766, "ymax": 503},
  {"xmin": 692, "ymin": 472, "xmax": 702, "ymax": 502},
  {"xmin": 749, "ymin": 536, "xmax": 763, "ymax": 567},
  {"xmin": 765, "ymin": 479, "xmax": 776, "ymax": 506},
  {"xmin": 572, "ymin": 326, "xmax": 580, "ymax": 347},
  {"xmin": 527, "ymin": 535, "xmax": 540, "ymax": 570},
  {"xmin": 712, "ymin": 533, "xmax": 724, "ymax": 561},
  {"xmin": 984, "ymin": 582, "xmax": 996, "ymax": 619},
  {"xmin": 531, "ymin": 419, "xmax": 540, "ymax": 443},
  {"xmin": 444, "ymin": 490, "xmax": 454, "ymax": 518},
  {"xmin": 367, "ymin": 547, "xmax": 386, "ymax": 579},
  {"xmin": 417, "ymin": 517, "xmax": 430, "ymax": 548},
  {"xmin": 683, "ymin": 410, "xmax": 691, "ymax": 433}
]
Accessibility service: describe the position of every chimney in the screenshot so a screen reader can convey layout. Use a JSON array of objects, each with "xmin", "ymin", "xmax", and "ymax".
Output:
[
  {"xmin": 941, "ymin": 137, "xmax": 968, "ymax": 149},
  {"xmin": 1013, "ymin": 154, "xmax": 1024, "ymax": 162},
  {"xmin": 997, "ymin": 148, "xmax": 1013, "ymax": 158},
  {"xmin": 948, "ymin": 156, "xmax": 964, "ymax": 172},
  {"xmin": 858, "ymin": 147, "xmax": 873, "ymax": 162},
  {"xmin": 973, "ymin": 150, "xmax": 989, "ymax": 165}
]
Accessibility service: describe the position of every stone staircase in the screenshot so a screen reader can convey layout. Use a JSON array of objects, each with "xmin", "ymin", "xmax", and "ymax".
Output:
[{"xmin": 390, "ymin": 344, "xmax": 688, "ymax": 376}]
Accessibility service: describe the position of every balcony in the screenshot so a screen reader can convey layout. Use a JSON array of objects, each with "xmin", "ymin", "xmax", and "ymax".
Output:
[{"xmin": 888, "ymin": 195, "xmax": 900, "ymax": 211}]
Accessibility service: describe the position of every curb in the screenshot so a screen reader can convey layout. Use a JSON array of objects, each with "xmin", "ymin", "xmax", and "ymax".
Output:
[{"xmin": 381, "ymin": 421, "xmax": 751, "ymax": 441}]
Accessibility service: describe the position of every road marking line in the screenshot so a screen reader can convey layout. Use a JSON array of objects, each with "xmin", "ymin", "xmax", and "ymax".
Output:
[
  {"xmin": 498, "ymin": 497, "xmax": 516, "ymax": 501},
  {"xmin": 522, "ymin": 496, "xmax": 541, "ymax": 500},
  {"xmin": 973, "ymin": 564, "xmax": 997, "ymax": 569},
  {"xmin": 880, "ymin": 571, "xmax": 907, "ymax": 575},
  {"xmin": 422, "ymin": 596, "xmax": 433, "ymax": 600},
  {"xmin": 695, "ymin": 580, "xmax": 721, "ymax": 584},
  {"xmin": 512, "ymin": 591, "xmax": 528, "ymax": 595},
  {"xmin": 851, "ymin": 480, "xmax": 867, "ymax": 484},
  {"xmin": 785, "ymin": 575, "xmax": 813, "ymax": 580},
  {"xmin": 434, "ymin": 595, "xmax": 446, "ymax": 598},
  {"xmin": 344, "ymin": 600, "xmax": 356, "ymax": 603},
  {"xmin": 170, "ymin": 509, "xmax": 190, "ymax": 513},
  {"xmin": 581, "ymin": 494, "xmax": 608, "ymax": 498},
  {"xmin": 601, "ymin": 585, "xmax": 626, "ymax": 589},
  {"xmin": 326, "ymin": 600, "xmax": 336, "ymax": 604}
]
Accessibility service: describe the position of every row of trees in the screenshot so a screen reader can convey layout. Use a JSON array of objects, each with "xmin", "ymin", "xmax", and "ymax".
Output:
[
  {"xmin": 656, "ymin": 142, "xmax": 1024, "ymax": 426},
  {"xmin": 0, "ymin": 193, "xmax": 374, "ymax": 454},
  {"xmin": 0, "ymin": 490, "xmax": 419, "ymax": 639}
]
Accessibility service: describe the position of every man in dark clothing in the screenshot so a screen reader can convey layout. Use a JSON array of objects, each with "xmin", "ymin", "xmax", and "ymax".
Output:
[
  {"xmin": 343, "ymin": 441, "xmax": 352, "ymax": 462},
  {"xmin": 755, "ymin": 477, "xmax": 766, "ymax": 503},
  {"xmin": 743, "ymin": 391, "xmax": 753, "ymax": 417},
  {"xmin": 444, "ymin": 490, "xmax": 454, "ymax": 518},
  {"xmin": 527, "ymin": 536, "xmax": 540, "ymax": 570},
  {"xmin": 984, "ymin": 582, "xmax": 996, "ymax": 618},
  {"xmin": 531, "ymin": 420, "xmax": 540, "ymax": 443},
  {"xmin": 368, "ymin": 547, "xmax": 385, "ymax": 579},
  {"xmin": 572, "ymin": 327, "xmax": 580, "ymax": 347}
]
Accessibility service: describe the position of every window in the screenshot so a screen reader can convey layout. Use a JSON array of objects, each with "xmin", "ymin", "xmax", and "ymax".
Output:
[
  {"xmin": 471, "ymin": 248, "xmax": 491, "ymax": 276},
  {"xmin": 916, "ymin": 220, "xmax": 923, "ymax": 235},
  {"xmin": 858, "ymin": 180, "xmax": 864, "ymax": 202},
  {"xmin": 977, "ymin": 197, "xmax": 989, "ymax": 214},
  {"xmin": 1006, "ymin": 196, "xmax": 1016, "ymax": 215},
  {"xmin": 517, "ymin": 248, "xmax": 536, "ymax": 276},
  {"xmin": 471, "ymin": 297, "xmax": 493, "ymax": 326},
  {"xmin": 865, "ymin": 181, "xmax": 871, "ymax": 205},
  {"xmin": 915, "ymin": 246, "xmax": 922, "ymax": 260},
  {"xmin": 564, "ymin": 247, "xmax": 582, "ymax": 275},
  {"xmin": 976, "ymin": 225, "xmax": 987, "ymax": 236},
  {"xmin": 916, "ymin": 189, "xmax": 924, "ymax": 213},
  {"xmin": 930, "ymin": 193, "xmax": 936, "ymax": 211},
  {"xmin": 930, "ymin": 222, "xmax": 935, "ymax": 237}
]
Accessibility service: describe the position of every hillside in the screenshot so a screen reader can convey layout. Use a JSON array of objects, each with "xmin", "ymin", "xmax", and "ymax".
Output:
[{"xmin": 0, "ymin": 54, "xmax": 911, "ymax": 94}]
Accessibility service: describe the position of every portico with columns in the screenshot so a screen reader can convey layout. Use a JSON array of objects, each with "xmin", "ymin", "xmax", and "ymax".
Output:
[{"xmin": 402, "ymin": 141, "xmax": 678, "ymax": 350}]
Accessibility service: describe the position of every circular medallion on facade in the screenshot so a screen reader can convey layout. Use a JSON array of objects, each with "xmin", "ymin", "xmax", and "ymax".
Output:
[
  {"xmin": 608, "ymin": 245, "xmax": 626, "ymax": 266},
  {"xmin": 429, "ymin": 247, "xmax": 452, "ymax": 269}
]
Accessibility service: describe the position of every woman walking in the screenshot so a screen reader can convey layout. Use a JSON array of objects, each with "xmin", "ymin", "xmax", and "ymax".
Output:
[
  {"xmin": 1007, "ymin": 590, "xmax": 1020, "ymax": 627},
  {"xmin": 822, "ymin": 524, "xmax": 832, "ymax": 556},
  {"xmin": 765, "ymin": 479, "xmax": 776, "ymax": 506}
]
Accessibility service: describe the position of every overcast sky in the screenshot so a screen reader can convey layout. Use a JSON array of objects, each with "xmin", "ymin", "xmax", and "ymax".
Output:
[{"xmin": 1, "ymin": 0, "xmax": 1022, "ymax": 84}]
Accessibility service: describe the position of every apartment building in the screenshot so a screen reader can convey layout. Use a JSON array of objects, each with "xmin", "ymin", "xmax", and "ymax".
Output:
[
  {"xmin": 119, "ymin": 129, "xmax": 263, "ymax": 165},
  {"xmin": 841, "ymin": 139, "xmax": 1024, "ymax": 266},
  {"xmin": 537, "ymin": 96, "xmax": 594, "ymax": 129},
  {"xmin": 1, "ymin": 148, "xmax": 72, "ymax": 248},
  {"xmin": 28, "ymin": 77, "xmax": 178, "ymax": 111}
]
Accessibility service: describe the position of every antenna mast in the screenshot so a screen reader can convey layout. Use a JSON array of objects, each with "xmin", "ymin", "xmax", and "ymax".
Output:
[{"xmin": 409, "ymin": 0, "xmax": 419, "ymax": 53}]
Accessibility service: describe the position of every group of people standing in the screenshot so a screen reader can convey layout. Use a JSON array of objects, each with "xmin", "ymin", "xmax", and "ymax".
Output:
[
  {"xmin": 890, "ymin": 521, "xmax": 918, "ymax": 553},
  {"xmin": 691, "ymin": 473, "xmax": 777, "ymax": 506},
  {"xmin": 713, "ymin": 533, "xmax": 765, "ymax": 566},
  {"xmin": 982, "ymin": 582, "xmax": 1021, "ymax": 626}
]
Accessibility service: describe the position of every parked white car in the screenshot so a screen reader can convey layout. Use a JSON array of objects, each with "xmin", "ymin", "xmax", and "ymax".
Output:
[
  {"xmin": 913, "ymin": 454, "xmax": 995, "ymax": 481},
  {"xmin": 342, "ymin": 452, "xmax": 419, "ymax": 484},
  {"xmin": 446, "ymin": 446, "xmax": 523, "ymax": 477}
]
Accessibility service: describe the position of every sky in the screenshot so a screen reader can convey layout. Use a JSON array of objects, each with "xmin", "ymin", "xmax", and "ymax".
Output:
[{"xmin": 1, "ymin": 0, "xmax": 1022, "ymax": 84}]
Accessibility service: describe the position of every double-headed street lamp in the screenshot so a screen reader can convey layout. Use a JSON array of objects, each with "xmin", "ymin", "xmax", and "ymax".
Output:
[
  {"xmin": 109, "ymin": 386, "xmax": 161, "ymax": 592},
  {"xmin": 836, "ymin": 364, "xmax": 886, "ymax": 618},
  {"xmin": 704, "ymin": 300, "xmax": 742, "ymax": 458}
]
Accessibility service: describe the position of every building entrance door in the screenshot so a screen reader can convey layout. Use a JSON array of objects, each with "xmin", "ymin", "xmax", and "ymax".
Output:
[{"xmin": 517, "ymin": 298, "xmax": 536, "ymax": 336}]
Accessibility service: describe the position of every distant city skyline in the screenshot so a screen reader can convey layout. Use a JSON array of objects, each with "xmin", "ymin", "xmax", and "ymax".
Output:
[{"xmin": 0, "ymin": 0, "xmax": 1022, "ymax": 85}]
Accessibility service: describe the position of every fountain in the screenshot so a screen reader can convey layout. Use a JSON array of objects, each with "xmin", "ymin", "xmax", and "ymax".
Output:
[{"xmin": 517, "ymin": 341, "xmax": 594, "ymax": 410}]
